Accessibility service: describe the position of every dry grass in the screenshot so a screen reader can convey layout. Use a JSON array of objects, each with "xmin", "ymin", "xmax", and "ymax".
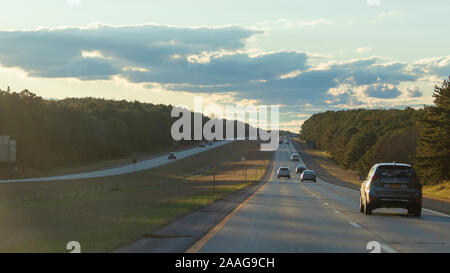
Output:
[
  {"xmin": 422, "ymin": 181, "xmax": 450, "ymax": 201},
  {"xmin": 0, "ymin": 141, "xmax": 272, "ymax": 252}
]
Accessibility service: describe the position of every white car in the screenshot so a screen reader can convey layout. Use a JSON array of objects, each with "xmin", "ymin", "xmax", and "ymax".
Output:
[
  {"xmin": 277, "ymin": 167, "xmax": 291, "ymax": 179},
  {"xmin": 301, "ymin": 170, "xmax": 316, "ymax": 182},
  {"xmin": 291, "ymin": 154, "xmax": 300, "ymax": 161}
]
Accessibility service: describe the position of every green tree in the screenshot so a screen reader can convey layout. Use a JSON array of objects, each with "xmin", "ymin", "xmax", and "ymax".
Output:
[{"xmin": 415, "ymin": 77, "xmax": 450, "ymax": 185}]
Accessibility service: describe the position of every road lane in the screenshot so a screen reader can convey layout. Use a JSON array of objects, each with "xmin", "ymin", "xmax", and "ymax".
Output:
[
  {"xmin": 0, "ymin": 140, "xmax": 234, "ymax": 183},
  {"xmin": 196, "ymin": 140, "xmax": 450, "ymax": 253}
]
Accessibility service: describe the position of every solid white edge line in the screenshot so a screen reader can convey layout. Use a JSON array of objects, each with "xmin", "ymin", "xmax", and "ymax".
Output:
[
  {"xmin": 422, "ymin": 209, "xmax": 450, "ymax": 217},
  {"xmin": 381, "ymin": 244, "xmax": 398, "ymax": 253}
]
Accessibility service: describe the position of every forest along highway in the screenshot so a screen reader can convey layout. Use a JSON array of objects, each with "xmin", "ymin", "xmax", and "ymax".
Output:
[
  {"xmin": 0, "ymin": 140, "xmax": 234, "ymax": 183},
  {"xmin": 189, "ymin": 140, "xmax": 450, "ymax": 253}
]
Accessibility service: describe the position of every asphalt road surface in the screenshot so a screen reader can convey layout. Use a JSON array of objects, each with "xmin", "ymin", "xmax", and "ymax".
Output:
[
  {"xmin": 196, "ymin": 140, "xmax": 450, "ymax": 253},
  {"xmin": 0, "ymin": 140, "xmax": 233, "ymax": 183}
]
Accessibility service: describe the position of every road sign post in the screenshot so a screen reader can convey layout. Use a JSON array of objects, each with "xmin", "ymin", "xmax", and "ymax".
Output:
[
  {"xmin": 132, "ymin": 158, "xmax": 137, "ymax": 172},
  {"xmin": 0, "ymin": 136, "xmax": 16, "ymax": 179},
  {"xmin": 211, "ymin": 165, "xmax": 216, "ymax": 200},
  {"xmin": 245, "ymin": 166, "xmax": 247, "ymax": 184},
  {"xmin": 241, "ymin": 156, "xmax": 246, "ymax": 183},
  {"xmin": 9, "ymin": 140, "xmax": 16, "ymax": 179}
]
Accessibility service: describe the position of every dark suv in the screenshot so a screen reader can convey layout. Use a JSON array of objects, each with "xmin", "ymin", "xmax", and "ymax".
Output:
[{"xmin": 360, "ymin": 163, "xmax": 422, "ymax": 216}]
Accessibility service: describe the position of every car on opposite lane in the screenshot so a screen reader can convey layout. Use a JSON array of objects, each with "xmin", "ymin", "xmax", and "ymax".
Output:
[
  {"xmin": 277, "ymin": 167, "xmax": 291, "ymax": 179},
  {"xmin": 168, "ymin": 152, "xmax": 176, "ymax": 160},
  {"xmin": 360, "ymin": 163, "xmax": 422, "ymax": 216},
  {"xmin": 199, "ymin": 142, "xmax": 206, "ymax": 147},
  {"xmin": 300, "ymin": 170, "xmax": 316, "ymax": 182}
]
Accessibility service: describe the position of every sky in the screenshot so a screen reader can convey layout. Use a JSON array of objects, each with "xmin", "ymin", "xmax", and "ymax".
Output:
[{"xmin": 0, "ymin": 0, "xmax": 449, "ymax": 131}]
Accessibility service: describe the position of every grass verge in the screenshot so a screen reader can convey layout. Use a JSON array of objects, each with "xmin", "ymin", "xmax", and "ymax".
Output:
[{"xmin": 0, "ymin": 140, "xmax": 272, "ymax": 252}]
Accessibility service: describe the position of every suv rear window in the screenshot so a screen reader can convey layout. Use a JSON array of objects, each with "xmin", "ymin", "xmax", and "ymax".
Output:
[
  {"xmin": 376, "ymin": 166, "xmax": 415, "ymax": 182},
  {"xmin": 279, "ymin": 168, "xmax": 289, "ymax": 171}
]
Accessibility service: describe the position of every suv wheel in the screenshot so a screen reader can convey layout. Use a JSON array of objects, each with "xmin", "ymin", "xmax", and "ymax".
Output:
[
  {"xmin": 360, "ymin": 197, "xmax": 364, "ymax": 213},
  {"xmin": 408, "ymin": 202, "xmax": 422, "ymax": 217},
  {"xmin": 364, "ymin": 199, "xmax": 373, "ymax": 215}
]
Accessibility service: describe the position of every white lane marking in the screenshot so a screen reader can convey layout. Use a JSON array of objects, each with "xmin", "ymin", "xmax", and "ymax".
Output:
[
  {"xmin": 334, "ymin": 209, "xmax": 341, "ymax": 214},
  {"xmin": 323, "ymin": 202, "xmax": 329, "ymax": 206},
  {"xmin": 311, "ymin": 193, "xmax": 320, "ymax": 200},
  {"xmin": 381, "ymin": 244, "xmax": 398, "ymax": 253},
  {"xmin": 349, "ymin": 221, "xmax": 361, "ymax": 228},
  {"xmin": 423, "ymin": 209, "xmax": 450, "ymax": 218}
]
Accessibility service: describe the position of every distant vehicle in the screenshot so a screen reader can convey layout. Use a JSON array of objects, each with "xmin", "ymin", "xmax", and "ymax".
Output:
[
  {"xmin": 279, "ymin": 140, "xmax": 284, "ymax": 144},
  {"xmin": 208, "ymin": 141, "xmax": 214, "ymax": 145},
  {"xmin": 360, "ymin": 163, "xmax": 422, "ymax": 216},
  {"xmin": 291, "ymin": 154, "xmax": 300, "ymax": 162},
  {"xmin": 277, "ymin": 167, "xmax": 291, "ymax": 179},
  {"xmin": 296, "ymin": 165, "xmax": 307, "ymax": 174},
  {"xmin": 300, "ymin": 170, "xmax": 316, "ymax": 182},
  {"xmin": 199, "ymin": 142, "xmax": 206, "ymax": 147},
  {"xmin": 168, "ymin": 152, "xmax": 176, "ymax": 160}
]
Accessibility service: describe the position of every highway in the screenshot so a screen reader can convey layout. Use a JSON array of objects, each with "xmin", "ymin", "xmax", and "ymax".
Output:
[
  {"xmin": 0, "ymin": 140, "xmax": 233, "ymax": 183},
  {"xmin": 193, "ymin": 140, "xmax": 450, "ymax": 253}
]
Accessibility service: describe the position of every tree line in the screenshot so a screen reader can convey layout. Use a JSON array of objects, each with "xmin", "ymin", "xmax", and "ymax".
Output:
[
  {"xmin": 0, "ymin": 88, "xmax": 258, "ymax": 173},
  {"xmin": 300, "ymin": 77, "xmax": 450, "ymax": 185}
]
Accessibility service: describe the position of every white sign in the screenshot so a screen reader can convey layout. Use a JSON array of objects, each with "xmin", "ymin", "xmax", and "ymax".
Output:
[
  {"xmin": 0, "ymin": 136, "xmax": 16, "ymax": 162},
  {"xmin": 0, "ymin": 136, "xmax": 10, "ymax": 162}
]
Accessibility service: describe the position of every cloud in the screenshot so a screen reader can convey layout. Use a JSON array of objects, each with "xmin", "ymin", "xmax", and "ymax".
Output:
[
  {"xmin": 376, "ymin": 10, "xmax": 404, "ymax": 19},
  {"xmin": 359, "ymin": 82, "xmax": 401, "ymax": 99},
  {"xmin": 0, "ymin": 23, "xmax": 445, "ymax": 111},
  {"xmin": 67, "ymin": 0, "xmax": 81, "ymax": 6},
  {"xmin": 403, "ymin": 86, "xmax": 423, "ymax": 98},
  {"xmin": 123, "ymin": 51, "xmax": 309, "ymax": 85},
  {"xmin": 355, "ymin": 47, "xmax": 372, "ymax": 53},
  {"xmin": 255, "ymin": 18, "xmax": 333, "ymax": 29},
  {"xmin": 413, "ymin": 56, "xmax": 450, "ymax": 77},
  {"xmin": 0, "ymin": 24, "xmax": 260, "ymax": 80},
  {"xmin": 366, "ymin": 0, "xmax": 381, "ymax": 6}
]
